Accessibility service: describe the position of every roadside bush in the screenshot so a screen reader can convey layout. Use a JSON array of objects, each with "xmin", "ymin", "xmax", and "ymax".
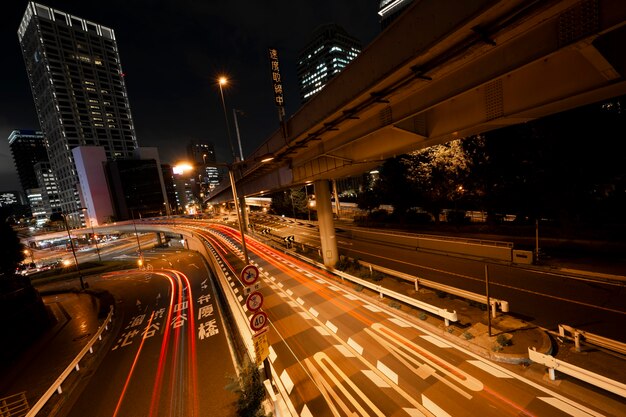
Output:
[
  {"xmin": 463, "ymin": 332, "xmax": 474, "ymax": 340},
  {"xmin": 496, "ymin": 334, "xmax": 512, "ymax": 347}
]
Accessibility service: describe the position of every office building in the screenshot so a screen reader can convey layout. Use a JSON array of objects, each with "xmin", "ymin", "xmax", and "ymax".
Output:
[
  {"xmin": 187, "ymin": 140, "xmax": 221, "ymax": 198},
  {"xmin": 296, "ymin": 23, "xmax": 361, "ymax": 103},
  {"xmin": 8, "ymin": 130, "xmax": 48, "ymax": 195},
  {"xmin": 378, "ymin": 0, "xmax": 415, "ymax": 29},
  {"xmin": 18, "ymin": 2, "xmax": 138, "ymax": 216},
  {"xmin": 33, "ymin": 161, "xmax": 61, "ymax": 215}
]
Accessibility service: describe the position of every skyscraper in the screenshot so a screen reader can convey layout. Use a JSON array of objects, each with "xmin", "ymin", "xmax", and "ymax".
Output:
[
  {"xmin": 296, "ymin": 23, "xmax": 361, "ymax": 103},
  {"xmin": 8, "ymin": 130, "xmax": 48, "ymax": 195},
  {"xmin": 18, "ymin": 2, "xmax": 138, "ymax": 215},
  {"xmin": 378, "ymin": 0, "xmax": 415, "ymax": 29}
]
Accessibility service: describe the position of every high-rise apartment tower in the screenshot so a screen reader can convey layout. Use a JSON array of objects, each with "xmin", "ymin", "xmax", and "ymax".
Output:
[
  {"xmin": 18, "ymin": 2, "xmax": 138, "ymax": 215},
  {"xmin": 296, "ymin": 23, "xmax": 361, "ymax": 103}
]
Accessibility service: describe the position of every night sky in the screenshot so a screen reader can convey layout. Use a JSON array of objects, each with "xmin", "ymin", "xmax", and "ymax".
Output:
[{"xmin": 0, "ymin": 0, "xmax": 381, "ymax": 191}]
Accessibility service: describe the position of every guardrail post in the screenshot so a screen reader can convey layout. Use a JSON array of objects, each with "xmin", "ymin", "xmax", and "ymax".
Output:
[
  {"xmin": 490, "ymin": 300, "xmax": 497, "ymax": 319},
  {"xmin": 378, "ymin": 285, "xmax": 383, "ymax": 299},
  {"xmin": 444, "ymin": 318, "xmax": 449, "ymax": 326},
  {"xmin": 574, "ymin": 332, "xmax": 581, "ymax": 352},
  {"xmin": 57, "ymin": 385, "xmax": 62, "ymax": 394},
  {"xmin": 414, "ymin": 279, "xmax": 419, "ymax": 291},
  {"xmin": 548, "ymin": 368, "xmax": 556, "ymax": 380}
]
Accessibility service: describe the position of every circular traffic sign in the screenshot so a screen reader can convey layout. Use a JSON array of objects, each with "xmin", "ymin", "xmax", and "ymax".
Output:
[
  {"xmin": 249, "ymin": 311, "xmax": 268, "ymax": 332},
  {"xmin": 240, "ymin": 264, "xmax": 260, "ymax": 286},
  {"xmin": 246, "ymin": 291, "xmax": 264, "ymax": 312}
]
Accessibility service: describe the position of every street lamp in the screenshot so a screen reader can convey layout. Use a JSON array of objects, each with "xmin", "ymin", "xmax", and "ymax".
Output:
[
  {"xmin": 217, "ymin": 76, "xmax": 237, "ymax": 161},
  {"xmin": 61, "ymin": 209, "xmax": 86, "ymax": 290},
  {"xmin": 89, "ymin": 218, "xmax": 102, "ymax": 262}
]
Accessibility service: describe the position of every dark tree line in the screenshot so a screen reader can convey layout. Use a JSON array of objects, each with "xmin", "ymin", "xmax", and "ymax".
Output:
[{"xmin": 358, "ymin": 96, "xmax": 626, "ymax": 231}]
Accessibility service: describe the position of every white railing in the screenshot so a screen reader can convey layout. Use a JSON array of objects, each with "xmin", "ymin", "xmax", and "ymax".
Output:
[
  {"xmin": 358, "ymin": 260, "xmax": 510, "ymax": 317},
  {"xmin": 285, "ymin": 249, "xmax": 458, "ymax": 325},
  {"xmin": 559, "ymin": 324, "xmax": 626, "ymax": 356},
  {"xmin": 26, "ymin": 306, "xmax": 114, "ymax": 417},
  {"xmin": 528, "ymin": 347, "xmax": 626, "ymax": 398},
  {"xmin": 0, "ymin": 392, "xmax": 28, "ymax": 417}
]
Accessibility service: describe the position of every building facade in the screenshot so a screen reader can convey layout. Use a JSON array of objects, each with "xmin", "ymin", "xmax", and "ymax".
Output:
[
  {"xmin": 8, "ymin": 130, "xmax": 49, "ymax": 194},
  {"xmin": 18, "ymin": 2, "xmax": 138, "ymax": 216},
  {"xmin": 296, "ymin": 23, "xmax": 361, "ymax": 103}
]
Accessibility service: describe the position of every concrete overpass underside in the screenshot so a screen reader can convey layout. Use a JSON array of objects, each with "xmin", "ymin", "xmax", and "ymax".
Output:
[
  {"xmin": 205, "ymin": 0, "xmax": 626, "ymax": 266},
  {"xmin": 206, "ymin": 0, "xmax": 626, "ymax": 202}
]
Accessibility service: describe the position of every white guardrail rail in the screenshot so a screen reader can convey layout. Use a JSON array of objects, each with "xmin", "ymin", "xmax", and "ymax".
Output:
[
  {"xmin": 528, "ymin": 347, "xmax": 626, "ymax": 399},
  {"xmin": 26, "ymin": 306, "xmax": 114, "ymax": 417},
  {"xmin": 559, "ymin": 324, "xmax": 626, "ymax": 356},
  {"xmin": 357, "ymin": 260, "xmax": 510, "ymax": 317},
  {"xmin": 285, "ymin": 249, "xmax": 458, "ymax": 326}
]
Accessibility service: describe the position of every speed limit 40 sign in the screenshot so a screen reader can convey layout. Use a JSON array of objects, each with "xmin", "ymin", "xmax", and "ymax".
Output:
[{"xmin": 249, "ymin": 311, "xmax": 268, "ymax": 332}]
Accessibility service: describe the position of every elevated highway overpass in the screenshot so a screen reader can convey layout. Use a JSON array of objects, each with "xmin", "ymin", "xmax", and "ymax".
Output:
[{"xmin": 214, "ymin": 0, "xmax": 626, "ymax": 265}]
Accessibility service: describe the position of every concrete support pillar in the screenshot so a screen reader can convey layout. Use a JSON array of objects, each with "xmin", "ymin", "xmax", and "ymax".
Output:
[
  {"xmin": 332, "ymin": 179, "xmax": 341, "ymax": 219},
  {"xmin": 239, "ymin": 195, "xmax": 249, "ymax": 231},
  {"xmin": 314, "ymin": 180, "xmax": 338, "ymax": 267}
]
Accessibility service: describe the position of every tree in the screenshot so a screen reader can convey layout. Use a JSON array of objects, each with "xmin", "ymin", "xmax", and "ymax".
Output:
[
  {"xmin": 0, "ymin": 221, "xmax": 25, "ymax": 278},
  {"xmin": 225, "ymin": 358, "xmax": 268, "ymax": 417},
  {"xmin": 404, "ymin": 139, "xmax": 474, "ymax": 222}
]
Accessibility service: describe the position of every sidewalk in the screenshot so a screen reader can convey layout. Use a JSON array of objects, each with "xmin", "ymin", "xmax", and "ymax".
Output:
[{"xmin": 0, "ymin": 291, "xmax": 106, "ymax": 409}]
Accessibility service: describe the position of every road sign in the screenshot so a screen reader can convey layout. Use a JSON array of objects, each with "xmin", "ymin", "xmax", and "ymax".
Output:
[
  {"xmin": 246, "ymin": 291, "xmax": 264, "ymax": 312},
  {"xmin": 243, "ymin": 282, "xmax": 261, "ymax": 295},
  {"xmin": 253, "ymin": 331, "xmax": 269, "ymax": 366},
  {"xmin": 240, "ymin": 264, "xmax": 259, "ymax": 286},
  {"xmin": 283, "ymin": 235, "xmax": 295, "ymax": 243},
  {"xmin": 249, "ymin": 311, "xmax": 268, "ymax": 332}
]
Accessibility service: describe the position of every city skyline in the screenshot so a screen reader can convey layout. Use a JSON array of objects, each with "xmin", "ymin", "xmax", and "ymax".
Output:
[{"xmin": 0, "ymin": 0, "xmax": 382, "ymax": 191}]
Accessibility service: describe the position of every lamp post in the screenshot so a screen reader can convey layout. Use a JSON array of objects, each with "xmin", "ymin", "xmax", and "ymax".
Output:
[
  {"xmin": 217, "ymin": 76, "xmax": 237, "ymax": 161},
  {"xmin": 89, "ymin": 218, "xmax": 102, "ymax": 262},
  {"xmin": 61, "ymin": 210, "xmax": 86, "ymax": 290},
  {"xmin": 130, "ymin": 209, "xmax": 144, "ymax": 267}
]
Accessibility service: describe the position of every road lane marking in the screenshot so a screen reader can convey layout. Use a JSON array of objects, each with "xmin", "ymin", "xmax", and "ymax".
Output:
[
  {"xmin": 422, "ymin": 395, "xmax": 451, "ymax": 417},
  {"xmin": 467, "ymin": 360, "xmax": 512, "ymax": 378},
  {"xmin": 296, "ymin": 297, "xmax": 305, "ymax": 305},
  {"xmin": 389, "ymin": 317, "xmax": 411, "ymax": 327},
  {"xmin": 288, "ymin": 301, "xmax": 298, "ymax": 308},
  {"xmin": 280, "ymin": 370, "xmax": 294, "ymax": 394},
  {"xmin": 325, "ymin": 321, "xmax": 338, "ymax": 334},
  {"xmin": 300, "ymin": 405, "xmax": 313, "ymax": 417},
  {"xmin": 404, "ymin": 408, "xmax": 428, "ymax": 417},
  {"xmin": 286, "ymin": 289, "xmax": 293, "ymax": 296},
  {"xmin": 328, "ymin": 285, "xmax": 340, "ymax": 291},
  {"xmin": 364, "ymin": 304, "xmax": 382, "ymax": 313},
  {"xmin": 538, "ymin": 397, "xmax": 601, "ymax": 417},
  {"xmin": 348, "ymin": 338, "xmax": 363, "ymax": 355},
  {"xmin": 420, "ymin": 335, "xmax": 451, "ymax": 349},
  {"xmin": 269, "ymin": 346, "xmax": 277, "ymax": 362},
  {"xmin": 309, "ymin": 307, "xmax": 319, "ymax": 317},
  {"xmin": 377, "ymin": 361, "xmax": 398, "ymax": 384},
  {"xmin": 334, "ymin": 344, "xmax": 355, "ymax": 357},
  {"xmin": 343, "ymin": 293, "xmax": 359, "ymax": 300},
  {"xmin": 368, "ymin": 324, "xmax": 482, "ymax": 396},
  {"xmin": 315, "ymin": 326, "xmax": 331, "ymax": 336},
  {"xmin": 362, "ymin": 370, "xmax": 391, "ymax": 388},
  {"xmin": 298, "ymin": 312, "xmax": 312, "ymax": 320}
]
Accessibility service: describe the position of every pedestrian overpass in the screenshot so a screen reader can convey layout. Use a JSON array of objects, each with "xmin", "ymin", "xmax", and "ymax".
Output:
[{"xmin": 207, "ymin": 0, "xmax": 626, "ymax": 265}]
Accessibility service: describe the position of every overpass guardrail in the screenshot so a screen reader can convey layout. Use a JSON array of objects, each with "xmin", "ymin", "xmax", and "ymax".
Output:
[
  {"xmin": 25, "ymin": 306, "xmax": 114, "ymax": 417},
  {"xmin": 528, "ymin": 347, "xmax": 626, "ymax": 399},
  {"xmin": 559, "ymin": 324, "xmax": 626, "ymax": 356}
]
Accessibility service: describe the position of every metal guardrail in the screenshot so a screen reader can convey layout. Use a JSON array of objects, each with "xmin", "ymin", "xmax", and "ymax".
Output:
[
  {"xmin": 0, "ymin": 392, "xmax": 29, "ymax": 417},
  {"xmin": 25, "ymin": 306, "xmax": 115, "ymax": 417},
  {"xmin": 528, "ymin": 347, "xmax": 626, "ymax": 398},
  {"xmin": 358, "ymin": 260, "xmax": 510, "ymax": 317},
  {"xmin": 559, "ymin": 324, "xmax": 626, "ymax": 356},
  {"xmin": 284, "ymin": 248, "xmax": 458, "ymax": 325}
]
